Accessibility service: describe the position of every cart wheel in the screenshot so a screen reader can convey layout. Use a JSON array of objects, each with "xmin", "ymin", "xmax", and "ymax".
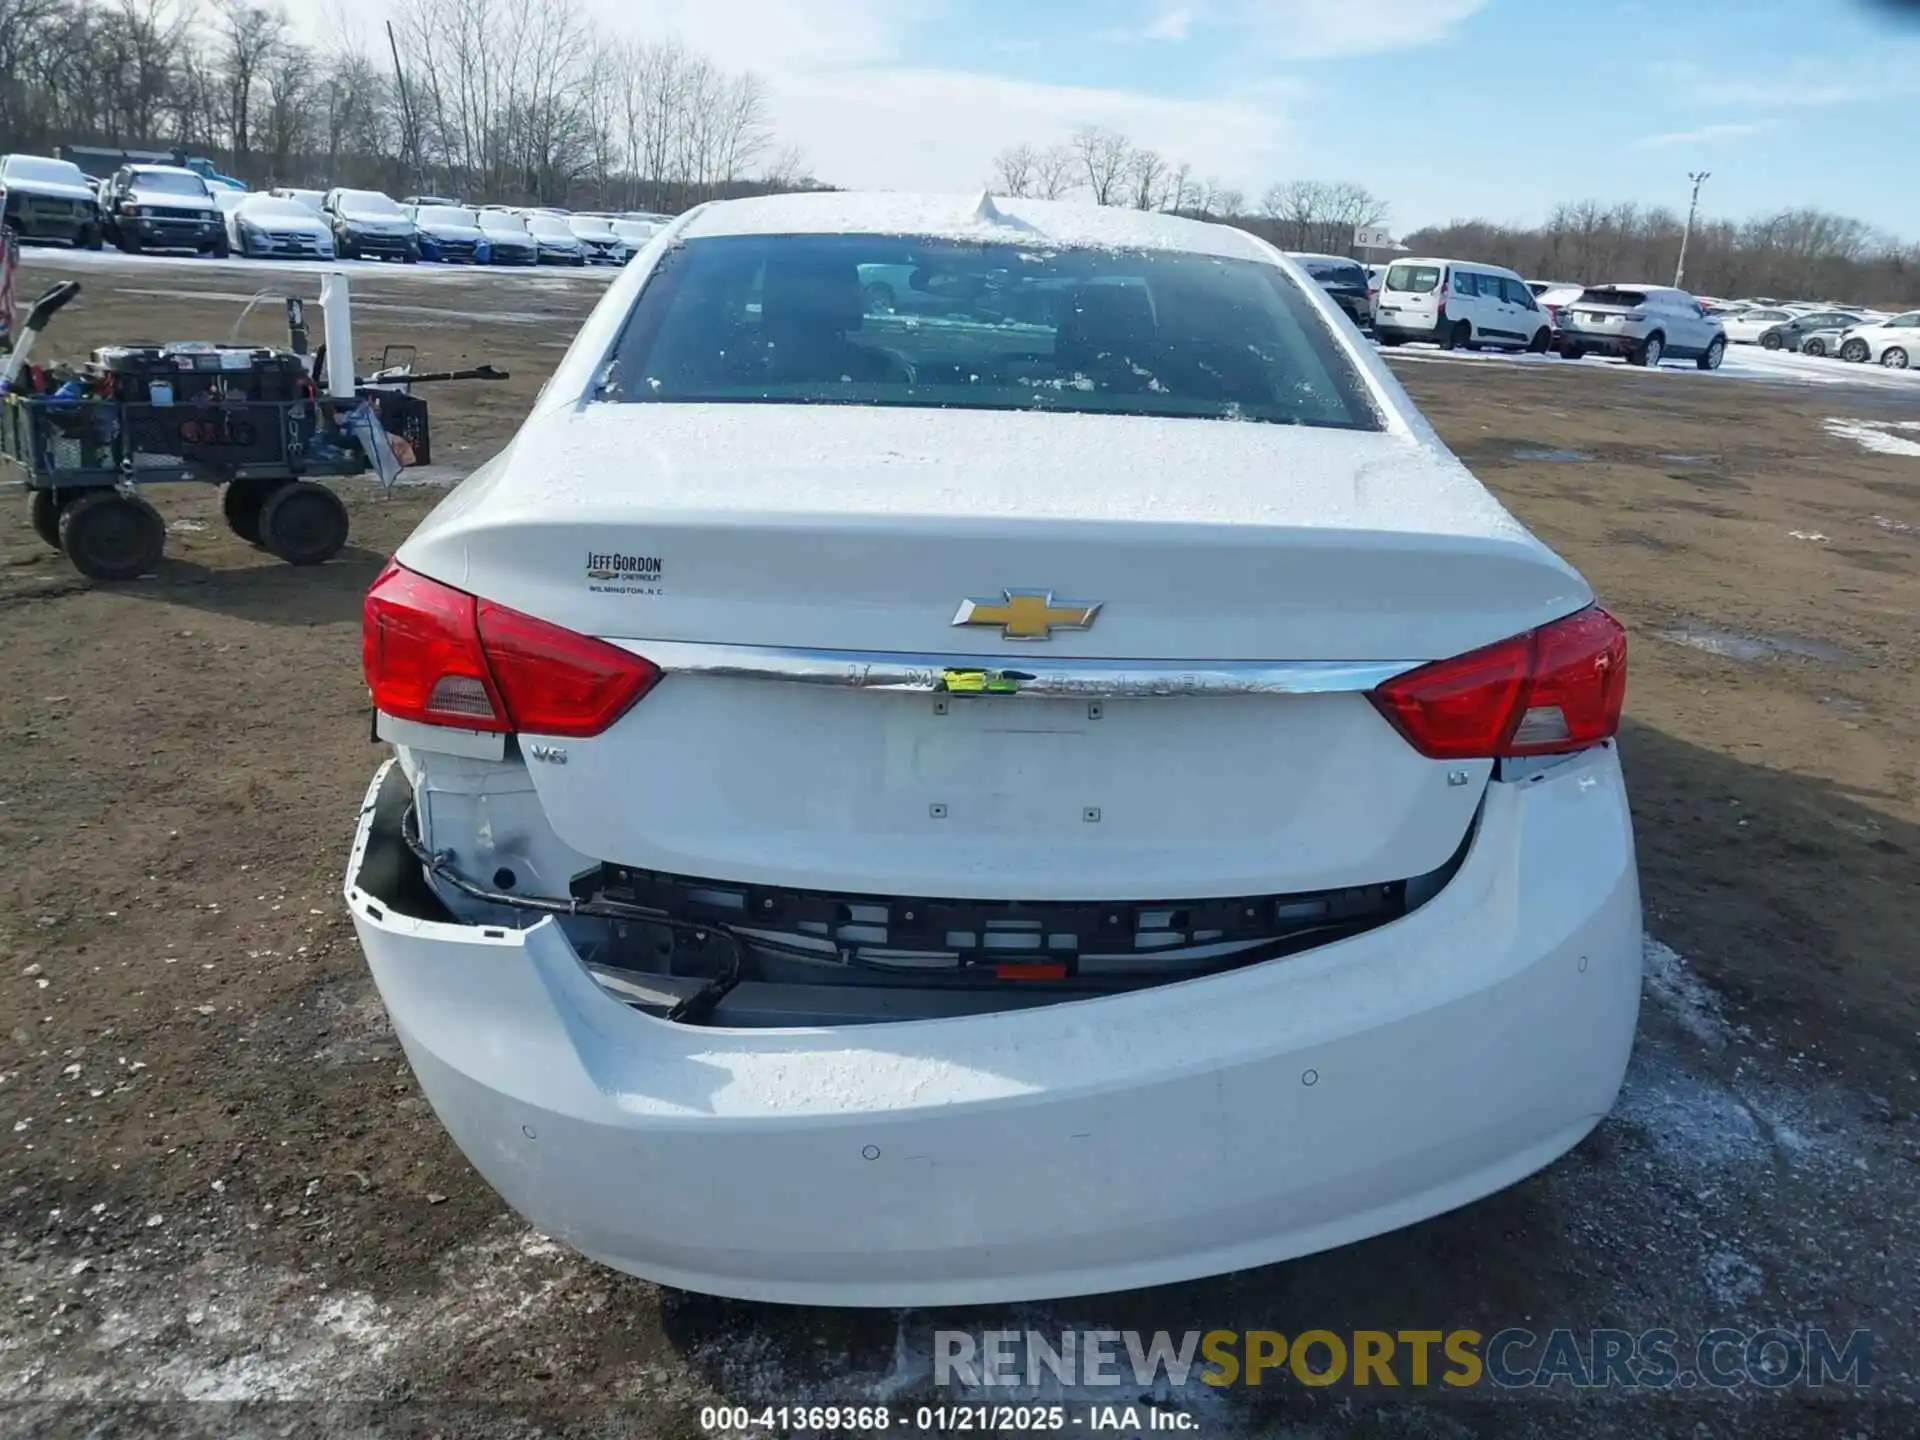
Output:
[
  {"xmin": 260, "ymin": 481, "xmax": 349, "ymax": 566},
  {"xmin": 58, "ymin": 491, "xmax": 166, "ymax": 582},
  {"xmin": 222, "ymin": 479, "xmax": 275, "ymax": 545},
  {"xmin": 29, "ymin": 490, "xmax": 71, "ymax": 551}
]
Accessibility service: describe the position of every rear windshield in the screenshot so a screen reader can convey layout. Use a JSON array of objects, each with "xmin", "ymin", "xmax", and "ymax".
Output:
[
  {"xmin": 1301, "ymin": 259, "xmax": 1367, "ymax": 287},
  {"xmin": 1384, "ymin": 264, "xmax": 1441, "ymax": 294},
  {"xmin": 5, "ymin": 156, "xmax": 87, "ymax": 187},
  {"xmin": 600, "ymin": 233, "xmax": 1380, "ymax": 430},
  {"xmin": 1578, "ymin": 288, "xmax": 1647, "ymax": 307}
]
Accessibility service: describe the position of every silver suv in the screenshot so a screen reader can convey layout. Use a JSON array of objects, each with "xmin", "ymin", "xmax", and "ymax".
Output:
[{"xmin": 1557, "ymin": 284, "xmax": 1728, "ymax": 369}]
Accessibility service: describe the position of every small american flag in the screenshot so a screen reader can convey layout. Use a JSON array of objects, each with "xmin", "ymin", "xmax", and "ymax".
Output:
[{"xmin": 0, "ymin": 226, "xmax": 19, "ymax": 346}]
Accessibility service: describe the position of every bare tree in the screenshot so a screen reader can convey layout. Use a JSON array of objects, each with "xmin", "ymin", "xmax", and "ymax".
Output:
[
  {"xmin": 1032, "ymin": 143, "xmax": 1078, "ymax": 200},
  {"xmin": 1071, "ymin": 125, "xmax": 1131, "ymax": 206},
  {"xmin": 1258, "ymin": 179, "xmax": 1386, "ymax": 251},
  {"xmin": 761, "ymin": 142, "xmax": 810, "ymax": 190},
  {"xmin": 1126, "ymin": 147, "xmax": 1167, "ymax": 211},
  {"xmin": 991, "ymin": 142, "xmax": 1038, "ymax": 197},
  {"xmin": 258, "ymin": 40, "xmax": 312, "ymax": 186},
  {"xmin": 1161, "ymin": 161, "xmax": 1195, "ymax": 214},
  {"xmin": 214, "ymin": 0, "xmax": 287, "ymax": 168}
]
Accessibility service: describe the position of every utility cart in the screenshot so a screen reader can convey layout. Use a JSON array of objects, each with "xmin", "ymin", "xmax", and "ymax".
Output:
[
  {"xmin": 1, "ymin": 278, "xmax": 460, "ymax": 582},
  {"xmin": 5, "ymin": 387, "xmax": 377, "ymax": 580}
]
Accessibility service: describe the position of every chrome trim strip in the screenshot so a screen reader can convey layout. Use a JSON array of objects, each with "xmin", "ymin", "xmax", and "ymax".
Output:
[{"xmin": 614, "ymin": 640, "xmax": 1421, "ymax": 698}]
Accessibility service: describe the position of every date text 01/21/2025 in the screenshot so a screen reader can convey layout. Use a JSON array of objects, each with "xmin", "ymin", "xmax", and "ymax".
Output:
[{"xmin": 698, "ymin": 1405, "xmax": 1198, "ymax": 1432}]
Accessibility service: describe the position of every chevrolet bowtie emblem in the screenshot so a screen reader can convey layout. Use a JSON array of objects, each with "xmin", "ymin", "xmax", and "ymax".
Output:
[{"xmin": 951, "ymin": 589, "xmax": 1102, "ymax": 641}]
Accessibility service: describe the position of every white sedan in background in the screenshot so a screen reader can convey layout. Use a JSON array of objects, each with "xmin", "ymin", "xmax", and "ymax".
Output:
[
  {"xmin": 611, "ymin": 218, "xmax": 658, "ymax": 252},
  {"xmin": 348, "ymin": 192, "xmax": 1641, "ymax": 1306},
  {"xmin": 225, "ymin": 193, "xmax": 335, "ymax": 259},
  {"xmin": 1836, "ymin": 311, "xmax": 1920, "ymax": 368},
  {"xmin": 1721, "ymin": 307, "xmax": 1796, "ymax": 344}
]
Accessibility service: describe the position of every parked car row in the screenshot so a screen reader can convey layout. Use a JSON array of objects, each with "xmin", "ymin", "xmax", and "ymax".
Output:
[
  {"xmin": 0, "ymin": 149, "xmax": 675, "ymax": 268},
  {"xmin": 1694, "ymin": 296, "xmax": 1913, "ymax": 368},
  {"xmin": 1363, "ymin": 257, "xmax": 1728, "ymax": 368},
  {"xmin": 1332, "ymin": 258, "xmax": 1916, "ymax": 372}
]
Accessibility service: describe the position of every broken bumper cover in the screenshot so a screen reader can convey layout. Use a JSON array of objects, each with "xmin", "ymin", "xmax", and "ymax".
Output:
[{"xmin": 345, "ymin": 750, "xmax": 1641, "ymax": 1306}]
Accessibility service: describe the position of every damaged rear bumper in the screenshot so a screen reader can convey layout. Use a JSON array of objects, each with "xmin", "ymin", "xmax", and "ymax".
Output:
[{"xmin": 344, "ymin": 752, "xmax": 1642, "ymax": 1306}]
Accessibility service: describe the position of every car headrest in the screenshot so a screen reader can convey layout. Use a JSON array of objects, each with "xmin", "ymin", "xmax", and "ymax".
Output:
[
  {"xmin": 1056, "ymin": 283, "xmax": 1157, "ymax": 367},
  {"xmin": 761, "ymin": 262, "xmax": 865, "ymax": 335}
]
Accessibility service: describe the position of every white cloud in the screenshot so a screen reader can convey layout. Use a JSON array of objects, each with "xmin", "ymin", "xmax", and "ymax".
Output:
[
  {"xmin": 1230, "ymin": 0, "xmax": 1489, "ymax": 58},
  {"xmin": 1636, "ymin": 119, "xmax": 1779, "ymax": 149},
  {"xmin": 321, "ymin": 0, "xmax": 911, "ymax": 74},
  {"xmin": 773, "ymin": 67, "xmax": 1299, "ymax": 193},
  {"xmin": 572, "ymin": 0, "xmax": 908, "ymax": 73},
  {"xmin": 312, "ymin": 0, "xmax": 1387, "ymax": 193}
]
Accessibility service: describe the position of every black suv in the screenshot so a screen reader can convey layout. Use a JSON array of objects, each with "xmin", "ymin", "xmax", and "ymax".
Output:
[{"xmin": 99, "ymin": 165, "xmax": 226, "ymax": 255}]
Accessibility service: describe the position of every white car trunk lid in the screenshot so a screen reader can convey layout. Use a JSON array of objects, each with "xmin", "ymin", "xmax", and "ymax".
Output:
[{"xmin": 399, "ymin": 405, "xmax": 1588, "ymax": 900}]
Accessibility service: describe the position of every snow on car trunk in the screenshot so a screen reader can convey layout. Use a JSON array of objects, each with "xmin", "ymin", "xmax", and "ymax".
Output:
[{"xmin": 400, "ymin": 404, "xmax": 1586, "ymax": 661}]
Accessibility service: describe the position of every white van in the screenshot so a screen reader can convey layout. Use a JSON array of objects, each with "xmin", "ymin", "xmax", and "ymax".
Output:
[{"xmin": 1373, "ymin": 257, "xmax": 1554, "ymax": 352}]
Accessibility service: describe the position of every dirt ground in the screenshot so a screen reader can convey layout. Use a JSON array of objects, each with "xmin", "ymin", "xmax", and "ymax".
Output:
[{"xmin": 1, "ymin": 256, "xmax": 1916, "ymax": 1439}]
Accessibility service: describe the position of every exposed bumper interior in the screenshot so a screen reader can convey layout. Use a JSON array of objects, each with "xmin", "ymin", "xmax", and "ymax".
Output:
[{"xmin": 357, "ymin": 759, "xmax": 1469, "ymax": 1027}]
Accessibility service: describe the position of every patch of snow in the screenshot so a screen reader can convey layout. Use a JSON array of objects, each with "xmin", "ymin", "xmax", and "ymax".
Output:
[
  {"xmin": 682, "ymin": 192, "xmax": 1268, "ymax": 261},
  {"xmin": 1614, "ymin": 1061, "xmax": 1769, "ymax": 1167},
  {"xmin": 465, "ymin": 401, "xmax": 1533, "ymax": 540},
  {"xmin": 1384, "ymin": 340, "xmax": 1920, "ymax": 391},
  {"xmin": 1, "ymin": 1222, "xmax": 576, "ymax": 1402},
  {"xmin": 1823, "ymin": 417, "xmax": 1920, "ymax": 457},
  {"xmin": 1641, "ymin": 936, "xmax": 1731, "ymax": 1046}
]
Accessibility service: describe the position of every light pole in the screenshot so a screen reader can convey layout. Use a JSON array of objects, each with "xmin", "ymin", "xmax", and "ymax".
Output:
[{"xmin": 1674, "ymin": 170, "xmax": 1710, "ymax": 289}]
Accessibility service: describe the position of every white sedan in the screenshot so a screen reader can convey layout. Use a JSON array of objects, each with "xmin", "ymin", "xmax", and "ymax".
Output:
[
  {"xmin": 226, "ymin": 193, "xmax": 335, "ymax": 260},
  {"xmin": 1721, "ymin": 307, "xmax": 1797, "ymax": 344},
  {"xmin": 1836, "ymin": 311, "xmax": 1920, "ymax": 368},
  {"xmin": 348, "ymin": 192, "xmax": 1641, "ymax": 1306}
]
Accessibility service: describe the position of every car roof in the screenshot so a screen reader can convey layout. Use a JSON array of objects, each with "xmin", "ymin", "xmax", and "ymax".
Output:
[
  {"xmin": 128, "ymin": 164, "xmax": 201, "ymax": 178},
  {"xmin": 677, "ymin": 191, "xmax": 1271, "ymax": 261}
]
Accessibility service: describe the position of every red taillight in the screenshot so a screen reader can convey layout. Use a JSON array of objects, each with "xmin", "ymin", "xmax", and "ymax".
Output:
[
  {"xmin": 363, "ymin": 561, "xmax": 660, "ymax": 737},
  {"xmin": 1368, "ymin": 606, "xmax": 1626, "ymax": 760}
]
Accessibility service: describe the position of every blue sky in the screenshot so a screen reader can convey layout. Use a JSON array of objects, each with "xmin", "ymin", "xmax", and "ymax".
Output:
[{"xmin": 341, "ymin": 0, "xmax": 1920, "ymax": 238}]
